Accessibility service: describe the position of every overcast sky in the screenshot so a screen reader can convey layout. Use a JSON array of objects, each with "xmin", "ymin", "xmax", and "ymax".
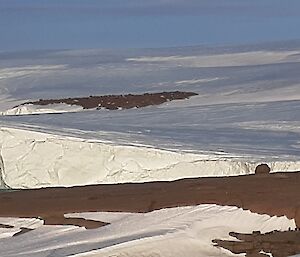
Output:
[{"xmin": 1, "ymin": 0, "xmax": 300, "ymax": 51}]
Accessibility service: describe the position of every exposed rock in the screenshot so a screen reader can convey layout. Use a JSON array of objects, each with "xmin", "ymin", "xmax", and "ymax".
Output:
[
  {"xmin": 295, "ymin": 206, "xmax": 300, "ymax": 228},
  {"xmin": 255, "ymin": 164, "xmax": 271, "ymax": 175},
  {"xmin": 16, "ymin": 91, "xmax": 198, "ymax": 111},
  {"xmin": 213, "ymin": 230, "xmax": 300, "ymax": 257}
]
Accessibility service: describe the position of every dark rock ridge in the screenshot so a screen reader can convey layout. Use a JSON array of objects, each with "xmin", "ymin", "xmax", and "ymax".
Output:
[{"xmin": 17, "ymin": 91, "xmax": 198, "ymax": 110}]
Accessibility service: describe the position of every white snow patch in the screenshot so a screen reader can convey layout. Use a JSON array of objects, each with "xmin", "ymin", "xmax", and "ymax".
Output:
[
  {"xmin": 175, "ymin": 77, "xmax": 222, "ymax": 85},
  {"xmin": 1, "ymin": 103, "xmax": 84, "ymax": 116},
  {"xmin": 0, "ymin": 217, "xmax": 43, "ymax": 239},
  {"xmin": 237, "ymin": 121, "xmax": 300, "ymax": 133},
  {"xmin": 0, "ymin": 65, "xmax": 67, "ymax": 80},
  {"xmin": 127, "ymin": 50, "xmax": 300, "ymax": 67},
  {"xmin": 0, "ymin": 205, "xmax": 295, "ymax": 257},
  {"xmin": 41, "ymin": 205, "xmax": 298, "ymax": 257},
  {"xmin": 260, "ymin": 251, "xmax": 273, "ymax": 257}
]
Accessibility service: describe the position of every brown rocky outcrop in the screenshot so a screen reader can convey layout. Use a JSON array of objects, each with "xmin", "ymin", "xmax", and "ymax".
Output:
[
  {"xmin": 16, "ymin": 91, "xmax": 198, "ymax": 110},
  {"xmin": 255, "ymin": 164, "xmax": 271, "ymax": 175},
  {"xmin": 213, "ymin": 230, "xmax": 300, "ymax": 257}
]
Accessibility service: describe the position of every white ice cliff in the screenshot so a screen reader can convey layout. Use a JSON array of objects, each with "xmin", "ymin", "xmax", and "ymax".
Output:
[{"xmin": 0, "ymin": 127, "xmax": 300, "ymax": 189}]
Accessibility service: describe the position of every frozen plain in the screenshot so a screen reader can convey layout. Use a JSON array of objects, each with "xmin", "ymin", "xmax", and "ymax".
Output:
[
  {"xmin": 1, "ymin": 41, "xmax": 300, "ymax": 188},
  {"xmin": 0, "ymin": 41, "xmax": 300, "ymax": 256}
]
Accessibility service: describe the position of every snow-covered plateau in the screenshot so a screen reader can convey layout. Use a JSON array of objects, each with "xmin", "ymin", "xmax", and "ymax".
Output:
[{"xmin": 0, "ymin": 41, "xmax": 300, "ymax": 188}]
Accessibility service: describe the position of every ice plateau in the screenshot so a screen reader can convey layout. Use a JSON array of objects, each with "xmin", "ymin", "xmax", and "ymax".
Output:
[{"xmin": 0, "ymin": 41, "xmax": 300, "ymax": 188}]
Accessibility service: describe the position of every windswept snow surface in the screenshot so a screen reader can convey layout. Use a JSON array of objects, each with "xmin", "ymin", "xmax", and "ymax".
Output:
[
  {"xmin": 0, "ymin": 204, "xmax": 296, "ymax": 257},
  {"xmin": 0, "ymin": 41, "xmax": 300, "ymax": 188}
]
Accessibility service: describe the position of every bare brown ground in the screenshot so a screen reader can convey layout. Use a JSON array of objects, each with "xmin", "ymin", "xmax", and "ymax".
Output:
[
  {"xmin": 17, "ymin": 91, "xmax": 198, "ymax": 110},
  {"xmin": 43, "ymin": 215, "xmax": 107, "ymax": 229},
  {"xmin": 0, "ymin": 172, "xmax": 300, "ymax": 229},
  {"xmin": 213, "ymin": 230, "xmax": 300, "ymax": 257}
]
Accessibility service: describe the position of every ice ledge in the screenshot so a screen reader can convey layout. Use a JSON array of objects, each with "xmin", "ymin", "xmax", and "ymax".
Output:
[{"xmin": 0, "ymin": 126, "xmax": 300, "ymax": 189}]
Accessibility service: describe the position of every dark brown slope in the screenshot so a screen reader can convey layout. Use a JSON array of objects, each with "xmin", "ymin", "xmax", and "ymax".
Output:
[
  {"xmin": 0, "ymin": 172, "xmax": 300, "ymax": 228},
  {"xmin": 17, "ymin": 91, "xmax": 198, "ymax": 110}
]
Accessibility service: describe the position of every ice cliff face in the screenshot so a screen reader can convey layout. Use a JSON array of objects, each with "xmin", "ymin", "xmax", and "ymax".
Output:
[
  {"xmin": 0, "ymin": 127, "xmax": 300, "ymax": 189},
  {"xmin": 0, "ymin": 154, "xmax": 9, "ymax": 189}
]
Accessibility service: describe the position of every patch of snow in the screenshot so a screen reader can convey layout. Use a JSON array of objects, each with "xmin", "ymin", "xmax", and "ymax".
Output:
[
  {"xmin": 237, "ymin": 121, "xmax": 300, "ymax": 133},
  {"xmin": 0, "ymin": 65, "xmax": 67, "ymax": 80},
  {"xmin": 1, "ymin": 103, "xmax": 84, "ymax": 116},
  {"xmin": 175, "ymin": 77, "xmax": 222, "ymax": 85},
  {"xmin": 260, "ymin": 251, "xmax": 273, "ymax": 257},
  {"xmin": 0, "ymin": 204, "xmax": 295, "ymax": 257},
  {"xmin": 0, "ymin": 217, "xmax": 43, "ymax": 239},
  {"xmin": 126, "ymin": 50, "xmax": 300, "ymax": 67}
]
